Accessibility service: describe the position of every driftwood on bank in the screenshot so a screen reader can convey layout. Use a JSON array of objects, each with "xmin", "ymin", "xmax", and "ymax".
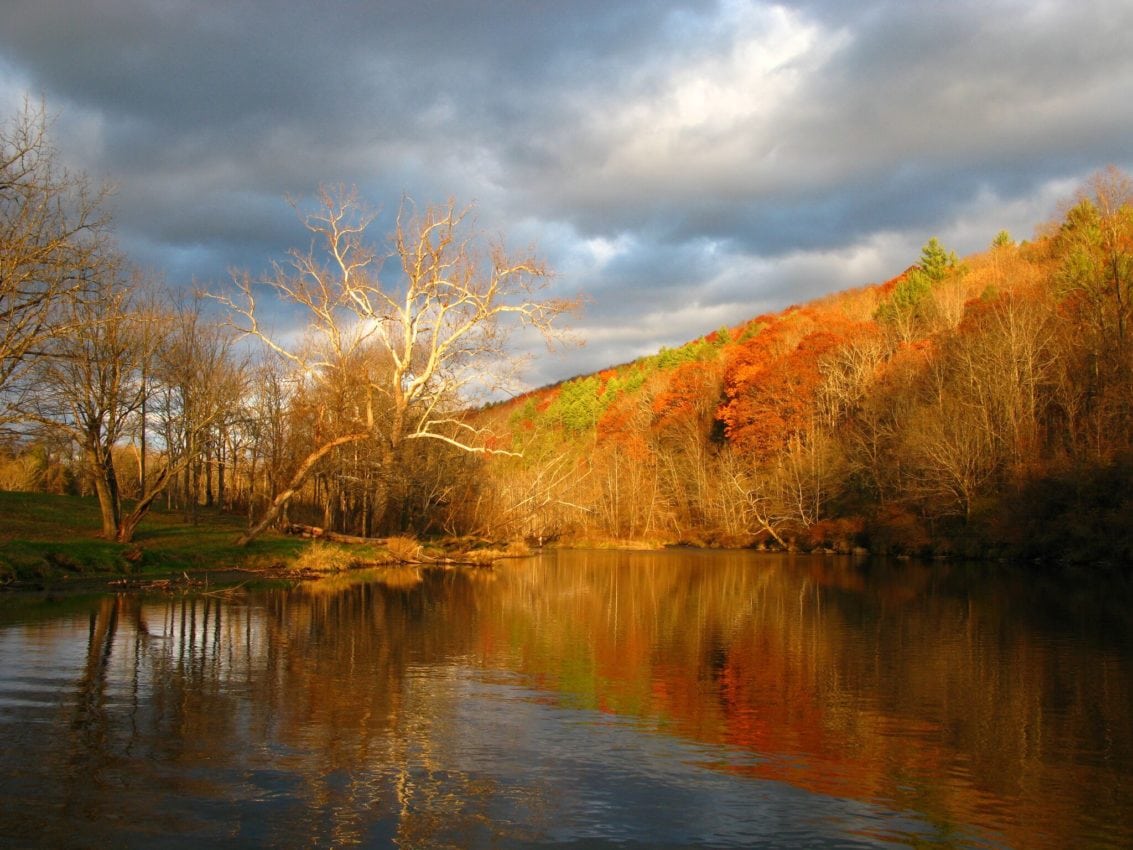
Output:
[{"xmin": 284, "ymin": 523, "xmax": 386, "ymax": 546}]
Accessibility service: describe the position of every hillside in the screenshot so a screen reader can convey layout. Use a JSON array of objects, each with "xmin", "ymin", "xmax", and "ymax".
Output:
[{"xmin": 455, "ymin": 172, "xmax": 1133, "ymax": 569}]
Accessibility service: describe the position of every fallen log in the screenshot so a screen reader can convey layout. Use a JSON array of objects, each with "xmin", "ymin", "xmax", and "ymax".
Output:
[{"xmin": 284, "ymin": 523, "xmax": 384, "ymax": 545}]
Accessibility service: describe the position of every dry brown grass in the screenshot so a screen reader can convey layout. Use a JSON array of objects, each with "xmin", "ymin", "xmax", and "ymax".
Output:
[
  {"xmin": 505, "ymin": 539, "xmax": 532, "ymax": 557},
  {"xmin": 290, "ymin": 541, "xmax": 357, "ymax": 573},
  {"xmin": 460, "ymin": 549, "xmax": 501, "ymax": 565},
  {"xmin": 454, "ymin": 539, "xmax": 534, "ymax": 565},
  {"xmin": 385, "ymin": 535, "xmax": 422, "ymax": 563}
]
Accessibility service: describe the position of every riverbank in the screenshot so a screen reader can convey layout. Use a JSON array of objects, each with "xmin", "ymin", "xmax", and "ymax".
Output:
[
  {"xmin": 5, "ymin": 488, "xmax": 1128, "ymax": 592},
  {"xmin": 0, "ymin": 491, "xmax": 308, "ymax": 590},
  {"xmin": 0, "ymin": 492, "xmax": 532, "ymax": 591}
]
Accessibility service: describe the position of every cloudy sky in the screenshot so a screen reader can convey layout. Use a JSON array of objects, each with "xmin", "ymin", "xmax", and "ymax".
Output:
[{"xmin": 3, "ymin": 0, "xmax": 1131, "ymax": 388}]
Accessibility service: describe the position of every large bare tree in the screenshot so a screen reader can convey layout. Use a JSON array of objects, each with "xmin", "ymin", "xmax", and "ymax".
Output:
[
  {"xmin": 0, "ymin": 99, "xmax": 109, "ymax": 424},
  {"xmin": 217, "ymin": 186, "xmax": 579, "ymax": 544}
]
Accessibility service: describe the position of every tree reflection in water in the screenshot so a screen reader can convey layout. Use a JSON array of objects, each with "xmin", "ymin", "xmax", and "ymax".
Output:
[{"xmin": 0, "ymin": 551, "xmax": 1130, "ymax": 849}]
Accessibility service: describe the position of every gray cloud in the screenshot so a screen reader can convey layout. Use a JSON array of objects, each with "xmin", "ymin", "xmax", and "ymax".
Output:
[{"xmin": 2, "ymin": 0, "xmax": 1131, "ymax": 389}]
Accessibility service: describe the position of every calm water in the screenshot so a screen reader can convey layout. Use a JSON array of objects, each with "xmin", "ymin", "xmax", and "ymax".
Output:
[{"xmin": 0, "ymin": 550, "xmax": 1131, "ymax": 849}]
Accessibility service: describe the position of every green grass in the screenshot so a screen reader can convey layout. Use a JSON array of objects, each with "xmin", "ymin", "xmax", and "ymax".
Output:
[
  {"xmin": 0, "ymin": 491, "xmax": 536, "ymax": 589},
  {"xmin": 0, "ymin": 491, "xmax": 306, "ymax": 587}
]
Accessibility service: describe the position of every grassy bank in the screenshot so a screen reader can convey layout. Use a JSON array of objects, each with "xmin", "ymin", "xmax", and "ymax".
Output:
[
  {"xmin": 0, "ymin": 491, "xmax": 311, "ymax": 588},
  {"xmin": 0, "ymin": 492, "xmax": 532, "ymax": 590}
]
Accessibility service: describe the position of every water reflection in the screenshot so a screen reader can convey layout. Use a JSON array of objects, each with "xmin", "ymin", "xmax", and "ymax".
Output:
[{"xmin": 0, "ymin": 551, "xmax": 1130, "ymax": 848}]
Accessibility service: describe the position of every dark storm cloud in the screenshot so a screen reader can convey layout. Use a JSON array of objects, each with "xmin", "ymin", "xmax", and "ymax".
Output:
[
  {"xmin": 508, "ymin": 0, "xmax": 1133, "ymax": 246},
  {"xmin": 2, "ymin": 0, "xmax": 1131, "ymax": 387}
]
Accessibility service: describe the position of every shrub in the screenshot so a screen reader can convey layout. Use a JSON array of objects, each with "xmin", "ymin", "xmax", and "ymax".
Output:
[
  {"xmin": 291, "ymin": 541, "xmax": 356, "ymax": 573},
  {"xmin": 386, "ymin": 535, "xmax": 422, "ymax": 563},
  {"xmin": 1002, "ymin": 454, "xmax": 1133, "ymax": 571},
  {"xmin": 804, "ymin": 517, "xmax": 866, "ymax": 552},
  {"xmin": 505, "ymin": 539, "xmax": 531, "ymax": 557},
  {"xmin": 865, "ymin": 504, "xmax": 932, "ymax": 556}
]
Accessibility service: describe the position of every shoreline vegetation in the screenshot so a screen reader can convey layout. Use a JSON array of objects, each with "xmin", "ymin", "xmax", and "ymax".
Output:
[{"xmin": 1, "ymin": 487, "xmax": 1126, "ymax": 593}]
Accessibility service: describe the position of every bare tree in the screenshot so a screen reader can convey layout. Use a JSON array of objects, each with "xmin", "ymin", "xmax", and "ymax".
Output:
[
  {"xmin": 150, "ymin": 293, "xmax": 245, "ymax": 528},
  {"xmin": 0, "ymin": 99, "xmax": 109, "ymax": 423},
  {"xmin": 20, "ymin": 267, "xmax": 242, "ymax": 541},
  {"xmin": 215, "ymin": 186, "xmax": 579, "ymax": 545},
  {"xmin": 26, "ymin": 266, "xmax": 143, "ymax": 538}
]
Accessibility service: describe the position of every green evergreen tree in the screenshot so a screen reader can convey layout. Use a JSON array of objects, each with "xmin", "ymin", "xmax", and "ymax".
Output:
[
  {"xmin": 919, "ymin": 236, "xmax": 956, "ymax": 282},
  {"xmin": 991, "ymin": 230, "xmax": 1014, "ymax": 249},
  {"xmin": 550, "ymin": 376, "xmax": 602, "ymax": 432},
  {"xmin": 875, "ymin": 237, "xmax": 958, "ymax": 331}
]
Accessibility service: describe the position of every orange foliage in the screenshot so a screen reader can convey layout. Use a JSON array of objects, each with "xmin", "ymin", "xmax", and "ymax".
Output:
[
  {"xmin": 875, "ymin": 266, "xmax": 916, "ymax": 297},
  {"xmin": 870, "ymin": 338, "xmax": 933, "ymax": 395},
  {"xmin": 651, "ymin": 360, "xmax": 719, "ymax": 431},
  {"xmin": 468, "ymin": 171, "xmax": 1133, "ymax": 559},
  {"xmin": 718, "ymin": 326, "xmax": 847, "ymax": 456},
  {"xmin": 803, "ymin": 516, "xmax": 866, "ymax": 551},
  {"xmin": 596, "ymin": 399, "xmax": 650, "ymax": 461}
]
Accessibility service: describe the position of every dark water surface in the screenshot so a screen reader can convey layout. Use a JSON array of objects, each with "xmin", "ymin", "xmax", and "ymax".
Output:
[{"xmin": 1, "ymin": 550, "xmax": 1131, "ymax": 848}]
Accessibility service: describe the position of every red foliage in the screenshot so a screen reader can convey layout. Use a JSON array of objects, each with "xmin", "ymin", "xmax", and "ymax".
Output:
[
  {"xmin": 651, "ymin": 361, "xmax": 718, "ymax": 432},
  {"xmin": 718, "ymin": 327, "xmax": 847, "ymax": 456},
  {"xmin": 802, "ymin": 517, "xmax": 865, "ymax": 551},
  {"xmin": 597, "ymin": 400, "xmax": 650, "ymax": 460}
]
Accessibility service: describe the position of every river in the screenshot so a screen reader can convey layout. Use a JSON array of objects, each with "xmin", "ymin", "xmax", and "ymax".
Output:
[{"xmin": 0, "ymin": 549, "xmax": 1130, "ymax": 848}]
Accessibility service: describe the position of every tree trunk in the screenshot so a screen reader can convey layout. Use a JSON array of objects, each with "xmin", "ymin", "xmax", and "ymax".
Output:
[
  {"xmin": 217, "ymin": 432, "xmax": 227, "ymax": 510},
  {"xmin": 236, "ymin": 432, "xmax": 370, "ymax": 546},
  {"xmin": 87, "ymin": 443, "xmax": 122, "ymax": 539},
  {"xmin": 205, "ymin": 441, "xmax": 214, "ymax": 507},
  {"xmin": 284, "ymin": 523, "xmax": 382, "ymax": 545},
  {"xmin": 116, "ymin": 463, "xmax": 178, "ymax": 543},
  {"xmin": 139, "ymin": 375, "xmax": 147, "ymax": 495},
  {"xmin": 246, "ymin": 454, "xmax": 258, "ymax": 526},
  {"xmin": 181, "ymin": 446, "xmax": 193, "ymax": 522}
]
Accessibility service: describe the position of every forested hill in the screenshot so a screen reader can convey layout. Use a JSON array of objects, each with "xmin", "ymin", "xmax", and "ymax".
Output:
[{"xmin": 461, "ymin": 169, "xmax": 1133, "ymax": 568}]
